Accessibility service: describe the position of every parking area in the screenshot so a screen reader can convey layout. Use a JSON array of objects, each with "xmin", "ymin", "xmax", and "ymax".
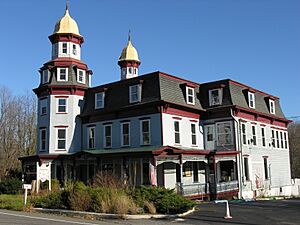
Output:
[{"xmin": 184, "ymin": 198, "xmax": 300, "ymax": 225}]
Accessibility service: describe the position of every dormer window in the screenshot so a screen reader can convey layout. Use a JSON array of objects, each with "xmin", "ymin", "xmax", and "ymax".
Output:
[
  {"xmin": 269, "ymin": 99, "xmax": 275, "ymax": 114},
  {"xmin": 209, "ymin": 88, "xmax": 222, "ymax": 106},
  {"xmin": 42, "ymin": 70, "xmax": 49, "ymax": 84},
  {"xmin": 186, "ymin": 87, "xmax": 195, "ymax": 105},
  {"xmin": 95, "ymin": 92, "xmax": 105, "ymax": 109},
  {"xmin": 57, "ymin": 68, "xmax": 68, "ymax": 81},
  {"xmin": 73, "ymin": 44, "xmax": 77, "ymax": 55},
  {"xmin": 77, "ymin": 69, "xmax": 86, "ymax": 84},
  {"xmin": 248, "ymin": 92, "xmax": 255, "ymax": 109},
  {"xmin": 129, "ymin": 84, "xmax": 142, "ymax": 103}
]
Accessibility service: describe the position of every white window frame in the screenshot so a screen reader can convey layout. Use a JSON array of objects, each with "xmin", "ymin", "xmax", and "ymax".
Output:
[
  {"xmin": 57, "ymin": 128, "xmax": 67, "ymax": 150},
  {"xmin": 129, "ymin": 84, "xmax": 142, "ymax": 103},
  {"xmin": 271, "ymin": 129, "xmax": 276, "ymax": 148},
  {"xmin": 191, "ymin": 123, "xmax": 197, "ymax": 146},
  {"xmin": 77, "ymin": 69, "xmax": 86, "ymax": 84},
  {"xmin": 140, "ymin": 119, "xmax": 151, "ymax": 145},
  {"xmin": 248, "ymin": 92, "xmax": 255, "ymax": 109},
  {"xmin": 57, "ymin": 68, "xmax": 68, "ymax": 81},
  {"xmin": 251, "ymin": 125, "xmax": 257, "ymax": 146},
  {"xmin": 269, "ymin": 99, "xmax": 275, "ymax": 114},
  {"xmin": 280, "ymin": 131, "xmax": 284, "ymax": 149},
  {"xmin": 276, "ymin": 130, "xmax": 280, "ymax": 148},
  {"xmin": 263, "ymin": 157, "xmax": 269, "ymax": 180},
  {"xmin": 241, "ymin": 122, "xmax": 247, "ymax": 145},
  {"xmin": 95, "ymin": 92, "xmax": 105, "ymax": 109},
  {"xmin": 121, "ymin": 122, "xmax": 130, "ymax": 147},
  {"xmin": 40, "ymin": 98, "xmax": 47, "ymax": 116},
  {"xmin": 261, "ymin": 126, "xmax": 266, "ymax": 147},
  {"xmin": 174, "ymin": 120, "xmax": 181, "ymax": 144},
  {"xmin": 209, "ymin": 88, "xmax": 222, "ymax": 106},
  {"xmin": 243, "ymin": 157, "xmax": 250, "ymax": 181},
  {"xmin": 40, "ymin": 128, "xmax": 46, "ymax": 151},
  {"xmin": 216, "ymin": 121, "xmax": 233, "ymax": 146},
  {"xmin": 62, "ymin": 42, "xmax": 68, "ymax": 54},
  {"xmin": 72, "ymin": 44, "xmax": 77, "ymax": 55},
  {"xmin": 104, "ymin": 124, "xmax": 112, "ymax": 148},
  {"xmin": 57, "ymin": 98, "xmax": 67, "ymax": 113},
  {"xmin": 186, "ymin": 86, "xmax": 195, "ymax": 105},
  {"xmin": 42, "ymin": 70, "xmax": 49, "ymax": 84},
  {"xmin": 284, "ymin": 132, "xmax": 288, "ymax": 149},
  {"xmin": 88, "ymin": 127, "xmax": 95, "ymax": 149}
]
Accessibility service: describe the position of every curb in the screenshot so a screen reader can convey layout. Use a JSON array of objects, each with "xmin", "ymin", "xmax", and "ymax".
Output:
[{"xmin": 33, "ymin": 206, "xmax": 196, "ymax": 220}]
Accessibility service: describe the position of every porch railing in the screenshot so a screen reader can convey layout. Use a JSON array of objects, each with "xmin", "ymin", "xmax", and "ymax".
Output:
[
  {"xmin": 216, "ymin": 180, "xmax": 239, "ymax": 193},
  {"xmin": 176, "ymin": 182, "xmax": 209, "ymax": 196}
]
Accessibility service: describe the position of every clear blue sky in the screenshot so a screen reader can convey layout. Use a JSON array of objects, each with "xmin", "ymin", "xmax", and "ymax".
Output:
[{"xmin": 0, "ymin": 0, "xmax": 299, "ymax": 119}]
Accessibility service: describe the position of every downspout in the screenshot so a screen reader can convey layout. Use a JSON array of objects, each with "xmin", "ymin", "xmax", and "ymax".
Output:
[{"xmin": 231, "ymin": 108, "xmax": 244, "ymax": 199}]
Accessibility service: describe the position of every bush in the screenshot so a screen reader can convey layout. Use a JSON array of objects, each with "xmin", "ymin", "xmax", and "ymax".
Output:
[
  {"xmin": 31, "ymin": 191, "xmax": 67, "ymax": 209},
  {"xmin": 0, "ymin": 194, "xmax": 24, "ymax": 211},
  {"xmin": 131, "ymin": 186, "xmax": 195, "ymax": 214},
  {"xmin": 0, "ymin": 178, "xmax": 22, "ymax": 194}
]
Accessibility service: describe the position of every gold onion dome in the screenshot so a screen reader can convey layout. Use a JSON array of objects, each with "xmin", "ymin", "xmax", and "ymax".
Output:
[
  {"xmin": 119, "ymin": 39, "xmax": 140, "ymax": 62},
  {"xmin": 53, "ymin": 7, "xmax": 81, "ymax": 36}
]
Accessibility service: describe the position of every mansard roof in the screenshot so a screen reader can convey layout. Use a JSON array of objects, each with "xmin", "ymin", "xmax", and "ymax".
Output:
[
  {"xmin": 199, "ymin": 79, "xmax": 286, "ymax": 119},
  {"xmin": 81, "ymin": 71, "xmax": 204, "ymax": 117}
]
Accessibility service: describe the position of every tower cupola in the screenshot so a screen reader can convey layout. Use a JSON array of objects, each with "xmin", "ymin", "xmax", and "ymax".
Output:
[{"xmin": 118, "ymin": 33, "xmax": 141, "ymax": 80}]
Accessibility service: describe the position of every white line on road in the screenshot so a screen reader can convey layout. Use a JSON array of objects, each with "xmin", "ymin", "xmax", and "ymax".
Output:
[{"xmin": 0, "ymin": 211, "xmax": 100, "ymax": 225}]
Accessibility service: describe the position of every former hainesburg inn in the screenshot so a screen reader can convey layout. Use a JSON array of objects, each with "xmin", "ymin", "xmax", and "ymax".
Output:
[{"xmin": 20, "ymin": 4, "xmax": 293, "ymax": 200}]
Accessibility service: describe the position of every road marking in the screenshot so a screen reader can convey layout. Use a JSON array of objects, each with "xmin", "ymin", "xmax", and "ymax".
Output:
[{"xmin": 0, "ymin": 211, "xmax": 100, "ymax": 225}]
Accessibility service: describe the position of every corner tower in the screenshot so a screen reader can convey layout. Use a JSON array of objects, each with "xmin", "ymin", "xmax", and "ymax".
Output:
[
  {"xmin": 118, "ymin": 33, "xmax": 141, "ymax": 80},
  {"xmin": 34, "ymin": 3, "xmax": 91, "ymax": 155}
]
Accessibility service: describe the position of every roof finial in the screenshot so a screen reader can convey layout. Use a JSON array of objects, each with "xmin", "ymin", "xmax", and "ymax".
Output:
[
  {"xmin": 66, "ymin": 0, "xmax": 69, "ymax": 11},
  {"xmin": 128, "ymin": 29, "xmax": 131, "ymax": 42}
]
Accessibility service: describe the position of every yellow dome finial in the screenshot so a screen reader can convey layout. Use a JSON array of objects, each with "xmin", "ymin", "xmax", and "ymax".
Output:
[
  {"xmin": 53, "ymin": 0, "xmax": 81, "ymax": 36},
  {"xmin": 119, "ymin": 31, "xmax": 140, "ymax": 62}
]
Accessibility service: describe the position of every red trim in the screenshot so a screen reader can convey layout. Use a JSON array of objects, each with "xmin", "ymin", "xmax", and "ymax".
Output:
[
  {"xmin": 251, "ymin": 122, "xmax": 257, "ymax": 125},
  {"xmin": 229, "ymin": 80, "xmax": 279, "ymax": 99},
  {"xmin": 172, "ymin": 116, "xmax": 182, "ymax": 120},
  {"xmin": 262, "ymin": 156, "xmax": 269, "ymax": 158},
  {"xmin": 54, "ymin": 96, "xmax": 69, "ymax": 98},
  {"xmin": 216, "ymin": 190, "xmax": 239, "ymax": 199},
  {"xmin": 50, "ymin": 89, "xmax": 86, "ymax": 96},
  {"xmin": 158, "ymin": 72, "xmax": 200, "ymax": 88},
  {"xmin": 43, "ymin": 57, "xmax": 88, "ymax": 71},
  {"xmin": 260, "ymin": 124, "xmax": 266, "ymax": 127},
  {"xmin": 243, "ymin": 154, "xmax": 249, "ymax": 157},
  {"xmin": 186, "ymin": 193, "xmax": 210, "ymax": 200},
  {"xmin": 54, "ymin": 125, "xmax": 68, "ymax": 128},
  {"xmin": 56, "ymin": 112, "xmax": 68, "ymax": 115},
  {"xmin": 271, "ymin": 126, "xmax": 287, "ymax": 131},
  {"xmin": 189, "ymin": 119, "xmax": 198, "ymax": 123},
  {"xmin": 48, "ymin": 33, "xmax": 84, "ymax": 45},
  {"xmin": 163, "ymin": 107, "xmax": 200, "ymax": 119},
  {"xmin": 118, "ymin": 60, "xmax": 141, "ymax": 67}
]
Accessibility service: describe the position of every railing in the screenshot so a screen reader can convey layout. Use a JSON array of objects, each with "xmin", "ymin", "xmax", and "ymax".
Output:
[
  {"xmin": 216, "ymin": 180, "xmax": 239, "ymax": 193},
  {"xmin": 176, "ymin": 182, "xmax": 209, "ymax": 196}
]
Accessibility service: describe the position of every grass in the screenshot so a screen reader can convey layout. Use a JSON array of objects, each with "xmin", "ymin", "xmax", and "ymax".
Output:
[{"xmin": 0, "ymin": 194, "xmax": 25, "ymax": 211}]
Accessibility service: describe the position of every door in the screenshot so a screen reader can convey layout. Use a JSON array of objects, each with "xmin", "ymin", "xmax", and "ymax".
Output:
[
  {"xmin": 205, "ymin": 125, "xmax": 215, "ymax": 150},
  {"xmin": 163, "ymin": 162, "xmax": 177, "ymax": 189}
]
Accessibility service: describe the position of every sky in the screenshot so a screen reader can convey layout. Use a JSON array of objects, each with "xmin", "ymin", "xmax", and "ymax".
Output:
[{"xmin": 0, "ymin": 0, "xmax": 299, "ymax": 119}]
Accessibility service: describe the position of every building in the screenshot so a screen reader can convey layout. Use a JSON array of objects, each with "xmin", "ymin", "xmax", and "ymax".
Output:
[{"xmin": 20, "ymin": 4, "xmax": 292, "ymax": 199}]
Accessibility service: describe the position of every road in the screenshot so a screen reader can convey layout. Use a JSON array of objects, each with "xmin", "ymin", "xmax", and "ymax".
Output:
[{"xmin": 1, "ymin": 199, "xmax": 300, "ymax": 225}]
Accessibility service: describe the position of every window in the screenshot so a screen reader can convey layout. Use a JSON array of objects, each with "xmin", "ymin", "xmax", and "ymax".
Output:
[
  {"xmin": 271, "ymin": 130, "xmax": 275, "ymax": 147},
  {"xmin": 88, "ymin": 127, "xmax": 95, "ymax": 149},
  {"xmin": 280, "ymin": 131, "xmax": 284, "ymax": 149},
  {"xmin": 72, "ymin": 44, "xmax": 77, "ymax": 55},
  {"xmin": 209, "ymin": 88, "xmax": 222, "ymax": 106},
  {"xmin": 95, "ymin": 92, "xmax": 105, "ymax": 109},
  {"xmin": 57, "ymin": 98, "xmax": 67, "ymax": 113},
  {"xmin": 40, "ymin": 99, "xmax": 47, "ymax": 116},
  {"xmin": 57, "ymin": 68, "xmax": 68, "ymax": 81},
  {"xmin": 191, "ymin": 123, "xmax": 197, "ymax": 145},
  {"xmin": 241, "ymin": 123, "xmax": 247, "ymax": 145},
  {"xmin": 244, "ymin": 157, "xmax": 250, "ymax": 181},
  {"xmin": 261, "ymin": 127, "xmax": 266, "ymax": 147},
  {"xmin": 174, "ymin": 121, "xmax": 180, "ymax": 144},
  {"xmin": 121, "ymin": 122, "xmax": 130, "ymax": 146},
  {"xmin": 129, "ymin": 84, "xmax": 141, "ymax": 103},
  {"xmin": 77, "ymin": 69, "xmax": 86, "ymax": 84},
  {"xmin": 248, "ymin": 92, "xmax": 255, "ymax": 109},
  {"xmin": 216, "ymin": 122, "xmax": 232, "ymax": 146},
  {"xmin": 62, "ymin": 42, "xmax": 68, "ymax": 54},
  {"xmin": 104, "ymin": 125, "xmax": 112, "ymax": 148},
  {"xmin": 284, "ymin": 132, "xmax": 288, "ymax": 149},
  {"xmin": 140, "ymin": 120, "xmax": 150, "ymax": 145},
  {"xmin": 42, "ymin": 70, "xmax": 49, "ymax": 84},
  {"xmin": 206, "ymin": 126, "xmax": 214, "ymax": 142},
  {"xmin": 276, "ymin": 130, "xmax": 280, "ymax": 148},
  {"xmin": 40, "ymin": 129, "xmax": 46, "ymax": 151},
  {"xmin": 122, "ymin": 68, "xmax": 126, "ymax": 76},
  {"xmin": 186, "ymin": 87, "xmax": 195, "ymax": 105},
  {"xmin": 263, "ymin": 158, "xmax": 269, "ymax": 180},
  {"xmin": 269, "ymin": 100, "xmax": 275, "ymax": 114},
  {"xmin": 128, "ymin": 67, "xmax": 133, "ymax": 74},
  {"xmin": 57, "ymin": 128, "xmax": 66, "ymax": 150},
  {"xmin": 251, "ymin": 125, "xmax": 257, "ymax": 146}
]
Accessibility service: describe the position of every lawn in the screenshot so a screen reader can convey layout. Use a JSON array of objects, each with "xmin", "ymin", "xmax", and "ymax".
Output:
[{"xmin": 0, "ymin": 194, "xmax": 24, "ymax": 211}]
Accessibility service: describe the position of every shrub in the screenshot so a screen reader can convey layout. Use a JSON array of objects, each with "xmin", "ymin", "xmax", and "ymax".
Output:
[
  {"xmin": 31, "ymin": 191, "xmax": 66, "ymax": 209},
  {"xmin": 91, "ymin": 172, "xmax": 125, "ymax": 189},
  {"xmin": 0, "ymin": 178, "xmax": 22, "ymax": 194},
  {"xmin": 0, "ymin": 194, "xmax": 24, "ymax": 211},
  {"xmin": 144, "ymin": 200, "xmax": 156, "ymax": 214},
  {"xmin": 131, "ymin": 186, "xmax": 195, "ymax": 214}
]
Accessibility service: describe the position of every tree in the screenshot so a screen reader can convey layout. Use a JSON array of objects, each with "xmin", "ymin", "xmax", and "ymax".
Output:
[
  {"xmin": 0, "ymin": 86, "xmax": 36, "ymax": 181},
  {"xmin": 288, "ymin": 121, "xmax": 300, "ymax": 178}
]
